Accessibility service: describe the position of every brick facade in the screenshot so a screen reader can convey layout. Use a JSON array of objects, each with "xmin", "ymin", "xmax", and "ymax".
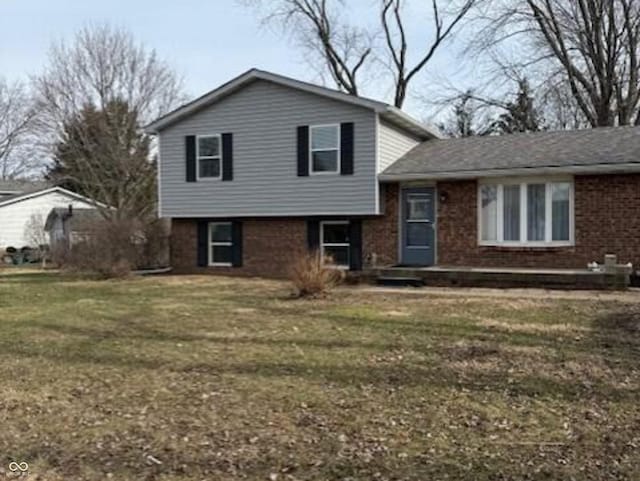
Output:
[
  {"xmin": 362, "ymin": 183, "xmax": 399, "ymax": 267},
  {"xmin": 170, "ymin": 174, "xmax": 640, "ymax": 277},
  {"xmin": 437, "ymin": 174, "xmax": 640, "ymax": 269},
  {"xmin": 170, "ymin": 184, "xmax": 400, "ymax": 278},
  {"xmin": 171, "ymin": 218, "xmax": 307, "ymax": 278}
]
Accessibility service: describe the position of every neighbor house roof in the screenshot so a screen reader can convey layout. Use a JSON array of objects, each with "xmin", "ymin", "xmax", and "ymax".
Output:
[
  {"xmin": 44, "ymin": 206, "xmax": 102, "ymax": 231},
  {"xmin": 380, "ymin": 126, "xmax": 640, "ymax": 180},
  {"xmin": 145, "ymin": 68, "xmax": 441, "ymax": 140},
  {"xmin": 0, "ymin": 180, "xmax": 50, "ymax": 195},
  {"xmin": 0, "ymin": 186, "xmax": 107, "ymax": 209}
]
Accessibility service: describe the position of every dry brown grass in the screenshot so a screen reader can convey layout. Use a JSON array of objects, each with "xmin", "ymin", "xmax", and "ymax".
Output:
[
  {"xmin": 0, "ymin": 272, "xmax": 639, "ymax": 480},
  {"xmin": 288, "ymin": 250, "xmax": 344, "ymax": 297}
]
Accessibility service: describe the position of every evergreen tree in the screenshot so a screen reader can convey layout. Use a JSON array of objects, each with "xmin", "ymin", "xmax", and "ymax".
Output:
[
  {"xmin": 440, "ymin": 91, "xmax": 481, "ymax": 138},
  {"xmin": 491, "ymin": 79, "xmax": 544, "ymax": 134},
  {"xmin": 47, "ymin": 99, "xmax": 155, "ymax": 220}
]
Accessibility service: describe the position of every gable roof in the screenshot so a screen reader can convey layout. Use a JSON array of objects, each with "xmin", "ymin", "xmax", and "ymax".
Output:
[
  {"xmin": 381, "ymin": 126, "xmax": 640, "ymax": 180},
  {"xmin": 0, "ymin": 186, "xmax": 107, "ymax": 209},
  {"xmin": 145, "ymin": 68, "xmax": 440, "ymax": 140}
]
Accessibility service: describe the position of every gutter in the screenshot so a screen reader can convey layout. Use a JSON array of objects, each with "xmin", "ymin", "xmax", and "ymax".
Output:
[
  {"xmin": 380, "ymin": 106, "xmax": 443, "ymax": 140},
  {"xmin": 379, "ymin": 162, "xmax": 640, "ymax": 181}
]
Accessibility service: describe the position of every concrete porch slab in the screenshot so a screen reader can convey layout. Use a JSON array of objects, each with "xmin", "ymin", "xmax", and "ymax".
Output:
[{"xmin": 365, "ymin": 265, "xmax": 630, "ymax": 290}]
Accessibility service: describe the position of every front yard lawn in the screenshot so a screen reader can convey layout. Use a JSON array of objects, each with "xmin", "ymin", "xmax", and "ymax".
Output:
[{"xmin": 0, "ymin": 271, "xmax": 639, "ymax": 480}]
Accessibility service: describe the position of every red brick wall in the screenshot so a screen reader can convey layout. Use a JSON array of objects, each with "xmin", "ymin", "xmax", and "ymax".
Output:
[
  {"xmin": 436, "ymin": 174, "xmax": 640, "ymax": 269},
  {"xmin": 170, "ymin": 184, "xmax": 402, "ymax": 278},
  {"xmin": 171, "ymin": 218, "xmax": 307, "ymax": 278},
  {"xmin": 170, "ymin": 174, "xmax": 640, "ymax": 276},
  {"xmin": 362, "ymin": 183, "xmax": 399, "ymax": 267}
]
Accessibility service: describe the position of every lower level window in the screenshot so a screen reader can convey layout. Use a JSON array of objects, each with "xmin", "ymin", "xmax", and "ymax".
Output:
[
  {"xmin": 209, "ymin": 222, "xmax": 232, "ymax": 266},
  {"xmin": 479, "ymin": 179, "xmax": 573, "ymax": 246},
  {"xmin": 321, "ymin": 221, "xmax": 350, "ymax": 268}
]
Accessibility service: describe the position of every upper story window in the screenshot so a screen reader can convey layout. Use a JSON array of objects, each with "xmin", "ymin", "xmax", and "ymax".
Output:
[
  {"xmin": 197, "ymin": 135, "xmax": 221, "ymax": 179},
  {"xmin": 310, "ymin": 124, "xmax": 340, "ymax": 174},
  {"xmin": 479, "ymin": 178, "xmax": 573, "ymax": 247}
]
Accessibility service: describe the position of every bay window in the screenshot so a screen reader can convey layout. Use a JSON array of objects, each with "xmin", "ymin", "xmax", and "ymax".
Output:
[{"xmin": 479, "ymin": 179, "xmax": 573, "ymax": 246}]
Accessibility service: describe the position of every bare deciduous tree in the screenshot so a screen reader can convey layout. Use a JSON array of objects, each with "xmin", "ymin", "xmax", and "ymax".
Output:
[
  {"xmin": 244, "ymin": 0, "xmax": 478, "ymax": 107},
  {"xmin": 33, "ymin": 24, "xmax": 186, "ymax": 220},
  {"xmin": 35, "ymin": 24, "xmax": 184, "ymax": 130},
  {"xmin": 244, "ymin": 0, "xmax": 372, "ymax": 95},
  {"xmin": 23, "ymin": 213, "xmax": 49, "ymax": 268},
  {"xmin": 475, "ymin": 0, "xmax": 640, "ymax": 127},
  {"xmin": 382, "ymin": 0, "xmax": 477, "ymax": 107},
  {"xmin": 0, "ymin": 78, "xmax": 39, "ymax": 180}
]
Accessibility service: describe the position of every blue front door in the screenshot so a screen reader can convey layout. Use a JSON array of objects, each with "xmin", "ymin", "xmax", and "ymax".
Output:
[{"xmin": 401, "ymin": 187, "xmax": 435, "ymax": 266}]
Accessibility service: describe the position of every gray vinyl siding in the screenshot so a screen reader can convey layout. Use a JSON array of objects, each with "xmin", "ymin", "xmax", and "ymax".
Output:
[
  {"xmin": 158, "ymin": 79, "xmax": 377, "ymax": 217},
  {"xmin": 378, "ymin": 119, "xmax": 422, "ymax": 173}
]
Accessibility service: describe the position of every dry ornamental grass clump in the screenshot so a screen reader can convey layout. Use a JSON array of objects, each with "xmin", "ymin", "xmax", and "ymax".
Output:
[{"xmin": 289, "ymin": 250, "xmax": 345, "ymax": 298}]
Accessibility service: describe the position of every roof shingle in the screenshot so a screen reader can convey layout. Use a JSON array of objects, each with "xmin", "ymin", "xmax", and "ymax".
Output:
[{"xmin": 382, "ymin": 126, "xmax": 640, "ymax": 178}]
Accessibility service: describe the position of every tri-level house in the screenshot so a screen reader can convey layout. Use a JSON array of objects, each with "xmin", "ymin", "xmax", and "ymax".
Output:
[{"xmin": 147, "ymin": 69, "xmax": 640, "ymax": 284}]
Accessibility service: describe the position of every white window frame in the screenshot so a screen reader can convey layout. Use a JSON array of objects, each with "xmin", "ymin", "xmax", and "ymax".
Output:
[
  {"xmin": 310, "ymin": 124, "xmax": 341, "ymax": 175},
  {"xmin": 196, "ymin": 134, "xmax": 222, "ymax": 181},
  {"xmin": 320, "ymin": 220, "xmax": 350, "ymax": 269},
  {"xmin": 208, "ymin": 221, "xmax": 232, "ymax": 266},
  {"xmin": 477, "ymin": 177, "xmax": 574, "ymax": 247}
]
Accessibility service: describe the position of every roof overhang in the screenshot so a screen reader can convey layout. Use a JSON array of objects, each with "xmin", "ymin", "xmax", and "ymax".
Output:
[
  {"xmin": 0, "ymin": 186, "xmax": 109, "ymax": 209},
  {"xmin": 379, "ymin": 107, "xmax": 441, "ymax": 140},
  {"xmin": 379, "ymin": 162, "xmax": 640, "ymax": 182},
  {"xmin": 145, "ymin": 69, "xmax": 441, "ymax": 140}
]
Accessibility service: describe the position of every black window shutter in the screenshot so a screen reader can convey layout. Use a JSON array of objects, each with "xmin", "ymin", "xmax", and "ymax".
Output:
[
  {"xmin": 307, "ymin": 220, "xmax": 320, "ymax": 251},
  {"xmin": 186, "ymin": 135, "xmax": 197, "ymax": 182},
  {"xmin": 297, "ymin": 126, "xmax": 309, "ymax": 177},
  {"xmin": 197, "ymin": 221, "xmax": 208, "ymax": 267},
  {"xmin": 222, "ymin": 133, "xmax": 233, "ymax": 181},
  {"xmin": 349, "ymin": 220, "xmax": 362, "ymax": 271},
  {"xmin": 340, "ymin": 122, "xmax": 354, "ymax": 175},
  {"xmin": 232, "ymin": 221, "xmax": 243, "ymax": 267}
]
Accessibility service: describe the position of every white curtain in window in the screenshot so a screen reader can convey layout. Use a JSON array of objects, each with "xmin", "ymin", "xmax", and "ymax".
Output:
[
  {"xmin": 527, "ymin": 184, "xmax": 546, "ymax": 241},
  {"xmin": 481, "ymin": 185, "xmax": 498, "ymax": 241},
  {"xmin": 503, "ymin": 185, "xmax": 520, "ymax": 241},
  {"xmin": 552, "ymin": 183, "xmax": 570, "ymax": 241}
]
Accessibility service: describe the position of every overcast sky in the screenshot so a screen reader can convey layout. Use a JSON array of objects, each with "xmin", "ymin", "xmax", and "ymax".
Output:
[{"xmin": 1, "ymin": 0, "xmax": 473, "ymax": 120}]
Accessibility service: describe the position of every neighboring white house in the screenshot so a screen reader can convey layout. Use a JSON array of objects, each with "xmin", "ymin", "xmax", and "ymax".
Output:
[{"xmin": 0, "ymin": 185, "xmax": 101, "ymax": 249}]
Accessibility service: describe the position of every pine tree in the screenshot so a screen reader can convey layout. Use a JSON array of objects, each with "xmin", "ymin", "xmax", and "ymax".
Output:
[
  {"xmin": 491, "ymin": 79, "xmax": 544, "ymax": 134},
  {"xmin": 47, "ymin": 99, "xmax": 155, "ymax": 220}
]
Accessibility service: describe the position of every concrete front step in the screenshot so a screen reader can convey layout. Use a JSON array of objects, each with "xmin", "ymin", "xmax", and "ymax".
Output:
[{"xmin": 376, "ymin": 276, "xmax": 425, "ymax": 287}]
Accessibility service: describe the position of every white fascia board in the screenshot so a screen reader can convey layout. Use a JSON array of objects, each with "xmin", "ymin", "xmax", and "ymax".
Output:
[{"xmin": 379, "ymin": 162, "xmax": 640, "ymax": 181}]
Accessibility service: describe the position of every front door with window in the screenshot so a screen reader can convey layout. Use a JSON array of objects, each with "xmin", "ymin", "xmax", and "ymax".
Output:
[{"xmin": 401, "ymin": 187, "xmax": 435, "ymax": 266}]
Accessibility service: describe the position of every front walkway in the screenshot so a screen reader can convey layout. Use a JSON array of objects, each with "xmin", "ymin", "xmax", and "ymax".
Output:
[{"xmin": 354, "ymin": 284, "xmax": 640, "ymax": 302}]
